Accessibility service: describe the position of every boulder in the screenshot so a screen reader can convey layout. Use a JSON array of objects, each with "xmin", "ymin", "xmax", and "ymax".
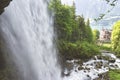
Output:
[
  {"xmin": 78, "ymin": 66, "xmax": 84, "ymax": 70},
  {"xmin": 94, "ymin": 72, "xmax": 109, "ymax": 80},
  {"xmin": 109, "ymin": 58, "xmax": 116, "ymax": 63}
]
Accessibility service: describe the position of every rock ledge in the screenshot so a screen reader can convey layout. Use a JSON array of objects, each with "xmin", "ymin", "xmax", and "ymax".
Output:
[{"xmin": 0, "ymin": 0, "xmax": 11, "ymax": 15}]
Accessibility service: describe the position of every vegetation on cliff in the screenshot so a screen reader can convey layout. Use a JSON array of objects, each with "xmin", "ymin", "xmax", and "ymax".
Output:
[{"xmin": 49, "ymin": 0, "xmax": 100, "ymax": 61}]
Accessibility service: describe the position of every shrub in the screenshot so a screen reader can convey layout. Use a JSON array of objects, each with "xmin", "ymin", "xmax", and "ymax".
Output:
[
  {"xmin": 111, "ymin": 20, "xmax": 120, "ymax": 56},
  {"xmin": 58, "ymin": 40, "xmax": 100, "ymax": 60}
]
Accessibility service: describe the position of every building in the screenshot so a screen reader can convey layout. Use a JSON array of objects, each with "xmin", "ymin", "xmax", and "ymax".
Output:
[{"xmin": 99, "ymin": 28, "xmax": 112, "ymax": 42}]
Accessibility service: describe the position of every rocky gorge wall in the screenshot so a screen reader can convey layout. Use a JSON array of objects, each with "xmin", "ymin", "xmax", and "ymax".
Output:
[
  {"xmin": 0, "ymin": 0, "xmax": 12, "ymax": 70},
  {"xmin": 0, "ymin": 0, "xmax": 11, "ymax": 14},
  {"xmin": 0, "ymin": 1, "xmax": 19, "ymax": 80}
]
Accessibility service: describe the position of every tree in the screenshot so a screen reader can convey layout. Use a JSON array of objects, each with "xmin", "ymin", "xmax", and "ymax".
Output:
[
  {"xmin": 74, "ymin": 17, "xmax": 93, "ymax": 43},
  {"xmin": 93, "ymin": 29, "xmax": 100, "ymax": 42},
  {"xmin": 85, "ymin": 19, "xmax": 93, "ymax": 43},
  {"xmin": 49, "ymin": 0, "xmax": 100, "ymax": 61},
  {"xmin": 50, "ymin": 0, "xmax": 72, "ymax": 40},
  {"xmin": 111, "ymin": 20, "xmax": 120, "ymax": 55},
  {"xmin": 76, "ymin": 16, "xmax": 86, "ymax": 41}
]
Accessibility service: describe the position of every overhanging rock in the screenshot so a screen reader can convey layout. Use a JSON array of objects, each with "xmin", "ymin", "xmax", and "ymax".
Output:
[{"xmin": 0, "ymin": 0, "xmax": 12, "ymax": 15}]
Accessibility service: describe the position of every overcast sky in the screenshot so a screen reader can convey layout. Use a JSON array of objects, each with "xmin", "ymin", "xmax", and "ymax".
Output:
[
  {"xmin": 61, "ymin": 0, "xmax": 120, "ymax": 30},
  {"xmin": 61, "ymin": 0, "xmax": 120, "ymax": 18}
]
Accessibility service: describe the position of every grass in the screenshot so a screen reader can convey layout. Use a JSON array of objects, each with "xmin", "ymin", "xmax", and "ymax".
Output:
[
  {"xmin": 109, "ymin": 70, "xmax": 120, "ymax": 80},
  {"xmin": 98, "ymin": 42, "xmax": 112, "ymax": 51},
  {"xmin": 102, "ymin": 43, "xmax": 111, "ymax": 47}
]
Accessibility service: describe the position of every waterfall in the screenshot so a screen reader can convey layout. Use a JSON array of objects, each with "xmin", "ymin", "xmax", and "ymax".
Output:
[{"xmin": 0, "ymin": 0, "xmax": 61, "ymax": 80}]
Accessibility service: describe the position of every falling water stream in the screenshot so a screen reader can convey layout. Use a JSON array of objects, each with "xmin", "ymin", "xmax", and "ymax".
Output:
[
  {"xmin": 1, "ymin": 0, "xmax": 120, "ymax": 80},
  {"xmin": 0, "ymin": 0, "xmax": 61, "ymax": 80}
]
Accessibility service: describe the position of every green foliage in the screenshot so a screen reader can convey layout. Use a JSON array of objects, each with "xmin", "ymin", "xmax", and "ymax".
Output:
[
  {"xmin": 50, "ymin": 0, "xmax": 98, "ymax": 60},
  {"xmin": 85, "ymin": 19, "xmax": 93, "ymax": 43},
  {"xmin": 111, "ymin": 20, "xmax": 120, "ymax": 56},
  {"xmin": 58, "ymin": 40, "xmax": 100, "ymax": 60},
  {"xmin": 94, "ymin": 0, "xmax": 118, "ymax": 22},
  {"xmin": 77, "ymin": 16, "xmax": 86, "ymax": 41},
  {"xmin": 74, "ymin": 16, "xmax": 93, "ymax": 43},
  {"xmin": 99, "ymin": 42, "xmax": 112, "ymax": 51},
  {"xmin": 93, "ymin": 29, "xmax": 100, "ymax": 42},
  {"xmin": 50, "ymin": 0, "xmax": 76, "ymax": 41},
  {"xmin": 109, "ymin": 70, "xmax": 120, "ymax": 80},
  {"xmin": 105, "ymin": 0, "xmax": 118, "ymax": 6}
]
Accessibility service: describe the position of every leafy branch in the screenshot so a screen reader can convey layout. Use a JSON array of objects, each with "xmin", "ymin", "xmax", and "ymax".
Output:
[{"xmin": 94, "ymin": 0, "xmax": 118, "ymax": 22}]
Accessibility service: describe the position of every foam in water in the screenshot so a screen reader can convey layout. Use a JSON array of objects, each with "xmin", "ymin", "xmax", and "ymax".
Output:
[{"xmin": 0, "ymin": 0, "xmax": 61, "ymax": 80}]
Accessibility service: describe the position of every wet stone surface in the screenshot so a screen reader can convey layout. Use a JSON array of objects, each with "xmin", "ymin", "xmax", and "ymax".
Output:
[
  {"xmin": 63, "ymin": 52, "xmax": 120, "ymax": 80},
  {"xmin": 0, "ymin": 0, "xmax": 11, "ymax": 15}
]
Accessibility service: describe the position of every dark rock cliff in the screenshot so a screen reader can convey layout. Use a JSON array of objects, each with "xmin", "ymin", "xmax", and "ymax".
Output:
[
  {"xmin": 0, "ymin": 1, "xmax": 20, "ymax": 80},
  {"xmin": 0, "ymin": 0, "xmax": 11, "ymax": 15},
  {"xmin": 0, "ymin": 0, "xmax": 11, "ymax": 72}
]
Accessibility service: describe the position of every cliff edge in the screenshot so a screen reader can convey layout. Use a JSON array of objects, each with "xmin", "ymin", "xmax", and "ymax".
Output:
[{"xmin": 0, "ymin": 0, "xmax": 11, "ymax": 15}]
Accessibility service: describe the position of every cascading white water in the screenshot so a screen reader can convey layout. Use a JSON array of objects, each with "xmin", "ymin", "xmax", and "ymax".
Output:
[{"xmin": 0, "ymin": 0, "xmax": 61, "ymax": 80}]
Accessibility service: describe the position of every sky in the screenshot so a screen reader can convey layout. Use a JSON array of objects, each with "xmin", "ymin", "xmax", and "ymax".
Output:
[
  {"xmin": 61, "ymin": 0, "xmax": 120, "ymax": 30},
  {"xmin": 61, "ymin": 0, "xmax": 74, "ymax": 6}
]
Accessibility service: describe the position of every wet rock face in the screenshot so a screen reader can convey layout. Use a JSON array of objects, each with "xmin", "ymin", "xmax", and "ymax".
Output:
[
  {"xmin": 63, "ymin": 52, "xmax": 120, "ymax": 80},
  {"xmin": 0, "ymin": 0, "xmax": 12, "ymax": 15}
]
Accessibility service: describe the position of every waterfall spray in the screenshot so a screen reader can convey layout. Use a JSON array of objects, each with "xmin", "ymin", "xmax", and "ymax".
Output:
[{"xmin": 0, "ymin": 0, "xmax": 61, "ymax": 80}]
